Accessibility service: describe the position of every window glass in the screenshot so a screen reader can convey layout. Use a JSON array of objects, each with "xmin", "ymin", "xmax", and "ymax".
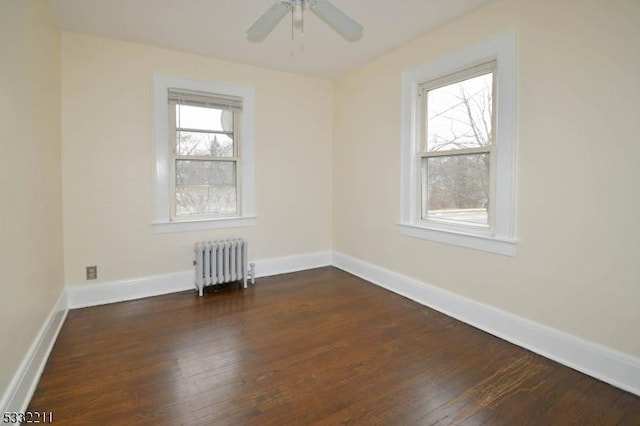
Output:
[
  {"xmin": 176, "ymin": 105, "xmax": 233, "ymax": 132},
  {"xmin": 421, "ymin": 154, "xmax": 489, "ymax": 226},
  {"xmin": 171, "ymin": 99, "xmax": 239, "ymax": 218},
  {"xmin": 175, "ymin": 160, "xmax": 237, "ymax": 215},
  {"xmin": 177, "ymin": 132, "xmax": 234, "ymax": 157},
  {"xmin": 426, "ymin": 72, "xmax": 493, "ymax": 152}
]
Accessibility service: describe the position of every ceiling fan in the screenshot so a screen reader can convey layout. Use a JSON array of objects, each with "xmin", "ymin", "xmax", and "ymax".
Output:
[{"xmin": 247, "ymin": 0, "xmax": 363, "ymax": 42}]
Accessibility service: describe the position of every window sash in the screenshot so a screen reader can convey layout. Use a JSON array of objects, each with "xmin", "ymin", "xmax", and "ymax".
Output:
[
  {"xmin": 169, "ymin": 100, "xmax": 242, "ymax": 220},
  {"xmin": 420, "ymin": 152, "xmax": 491, "ymax": 228},
  {"xmin": 173, "ymin": 158, "xmax": 239, "ymax": 218},
  {"xmin": 176, "ymin": 127, "xmax": 233, "ymax": 136},
  {"xmin": 418, "ymin": 61, "xmax": 497, "ymax": 230},
  {"xmin": 419, "ymin": 61, "xmax": 496, "ymax": 155}
]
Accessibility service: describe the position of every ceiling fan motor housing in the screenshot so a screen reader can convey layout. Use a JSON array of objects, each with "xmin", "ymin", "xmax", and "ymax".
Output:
[{"xmin": 247, "ymin": 0, "xmax": 363, "ymax": 42}]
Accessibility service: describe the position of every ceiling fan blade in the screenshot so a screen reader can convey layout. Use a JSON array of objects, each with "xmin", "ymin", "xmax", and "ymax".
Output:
[
  {"xmin": 247, "ymin": 1, "xmax": 291, "ymax": 42},
  {"xmin": 309, "ymin": 0, "xmax": 363, "ymax": 41}
]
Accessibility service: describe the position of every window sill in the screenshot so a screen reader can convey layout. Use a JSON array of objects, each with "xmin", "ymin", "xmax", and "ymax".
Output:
[
  {"xmin": 398, "ymin": 223, "xmax": 516, "ymax": 256},
  {"xmin": 153, "ymin": 216, "xmax": 257, "ymax": 234}
]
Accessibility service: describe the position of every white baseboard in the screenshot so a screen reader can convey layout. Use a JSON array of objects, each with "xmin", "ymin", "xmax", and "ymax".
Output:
[
  {"xmin": 66, "ymin": 251, "xmax": 333, "ymax": 309},
  {"xmin": 253, "ymin": 251, "xmax": 333, "ymax": 278},
  {"xmin": 0, "ymin": 291, "xmax": 68, "ymax": 414},
  {"xmin": 332, "ymin": 251, "xmax": 640, "ymax": 397},
  {"xmin": 67, "ymin": 270, "xmax": 194, "ymax": 309}
]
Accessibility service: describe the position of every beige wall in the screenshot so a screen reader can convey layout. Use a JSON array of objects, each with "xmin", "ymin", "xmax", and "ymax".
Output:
[
  {"xmin": 61, "ymin": 33, "xmax": 333, "ymax": 286},
  {"xmin": 0, "ymin": 1, "xmax": 64, "ymax": 397},
  {"xmin": 333, "ymin": 0, "xmax": 640, "ymax": 357}
]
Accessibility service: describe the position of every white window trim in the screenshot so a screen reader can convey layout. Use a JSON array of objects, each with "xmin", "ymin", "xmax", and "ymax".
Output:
[
  {"xmin": 152, "ymin": 74, "xmax": 256, "ymax": 234},
  {"xmin": 399, "ymin": 32, "xmax": 517, "ymax": 256}
]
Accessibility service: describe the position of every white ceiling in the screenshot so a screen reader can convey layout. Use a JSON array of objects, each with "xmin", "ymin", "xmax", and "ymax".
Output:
[{"xmin": 49, "ymin": 0, "xmax": 493, "ymax": 80}]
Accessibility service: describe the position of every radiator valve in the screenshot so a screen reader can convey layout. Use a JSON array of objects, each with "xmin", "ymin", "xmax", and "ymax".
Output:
[{"xmin": 249, "ymin": 263, "xmax": 256, "ymax": 285}]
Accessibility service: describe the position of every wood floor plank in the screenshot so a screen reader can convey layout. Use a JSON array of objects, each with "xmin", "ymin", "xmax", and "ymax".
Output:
[{"xmin": 27, "ymin": 267, "xmax": 640, "ymax": 425}]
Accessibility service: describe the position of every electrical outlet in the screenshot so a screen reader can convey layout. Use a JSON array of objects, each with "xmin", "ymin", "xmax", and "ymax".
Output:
[{"xmin": 86, "ymin": 266, "xmax": 97, "ymax": 280}]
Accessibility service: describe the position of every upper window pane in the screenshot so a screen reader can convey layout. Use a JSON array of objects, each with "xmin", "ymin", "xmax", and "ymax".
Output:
[
  {"xmin": 175, "ymin": 104, "xmax": 233, "ymax": 132},
  {"xmin": 177, "ymin": 131, "xmax": 234, "ymax": 157},
  {"xmin": 426, "ymin": 72, "xmax": 493, "ymax": 152}
]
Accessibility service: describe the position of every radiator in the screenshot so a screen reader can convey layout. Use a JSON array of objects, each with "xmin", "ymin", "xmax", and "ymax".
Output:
[{"xmin": 194, "ymin": 239, "xmax": 248, "ymax": 296}]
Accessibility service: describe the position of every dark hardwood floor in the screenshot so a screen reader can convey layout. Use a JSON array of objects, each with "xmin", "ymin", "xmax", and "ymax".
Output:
[{"xmin": 28, "ymin": 267, "xmax": 640, "ymax": 425}]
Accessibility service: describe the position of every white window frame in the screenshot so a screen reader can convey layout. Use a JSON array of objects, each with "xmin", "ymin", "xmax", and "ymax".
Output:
[
  {"xmin": 399, "ymin": 32, "xmax": 517, "ymax": 256},
  {"xmin": 153, "ymin": 74, "xmax": 256, "ymax": 233}
]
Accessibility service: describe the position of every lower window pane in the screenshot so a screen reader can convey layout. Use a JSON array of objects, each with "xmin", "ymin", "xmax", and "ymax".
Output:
[
  {"xmin": 176, "ymin": 160, "xmax": 235, "ymax": 186},
  {"xmin": 422, "ymin": 154, "xmax": 489, "ymax": 225},
  {"xmin": 175, "ymin": 160, "xmax": 237, "ymax": 215},
  {"xmin": 175, "ymin": 185, "xmax": 237, "ymax": 216}
]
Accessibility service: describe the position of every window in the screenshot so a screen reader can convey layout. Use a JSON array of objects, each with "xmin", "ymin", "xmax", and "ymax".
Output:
[
  {"xmin": 420, "ymin": 63, "xmax": 495, "ymax": 227},
  {"xmin": 170, "ymin": 90, "xmax": 240, "ymax": 218},
  {"xmin": 400, "ymin": 32, "xmax": 516, "ymax": 255},
  {"xmin": 153, "ymin": 75, "xmax": 256, "ymax": 233}
]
